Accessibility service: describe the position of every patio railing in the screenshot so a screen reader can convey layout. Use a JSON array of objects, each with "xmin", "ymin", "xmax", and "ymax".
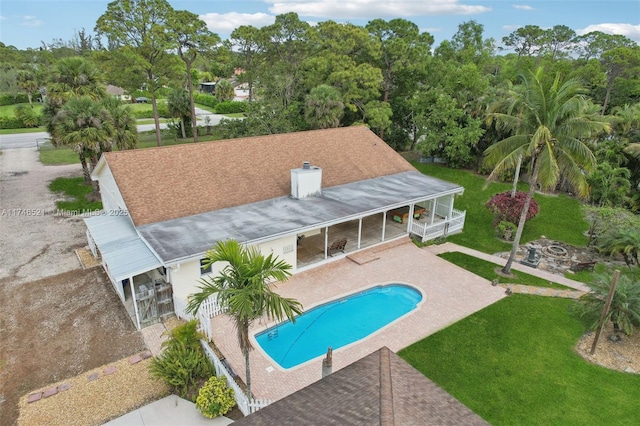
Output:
[
  {"xmin": 410, "ymin": 209, "xmax": 466, "ymax": 243},
  {"xmin": 201, "ymin": 340, "xmax": 271, "ymax": 415}
]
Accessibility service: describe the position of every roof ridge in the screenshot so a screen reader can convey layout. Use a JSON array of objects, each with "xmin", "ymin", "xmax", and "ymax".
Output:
[{"xmin": 379, "ymin": 347, "xmax": 395, "ymax": 426}]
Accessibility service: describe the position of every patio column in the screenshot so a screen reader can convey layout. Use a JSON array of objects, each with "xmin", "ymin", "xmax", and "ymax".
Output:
[
  {"xmin": 357, "ymin": 218, "xmax": 362, "ymax": 249},
  {"xmin": 324, "ymin": 226, "xmax": 329, "ymax": 259},
  {"xmin": 381, "ymin": 211, "xmax": 387, "ymax": 241},
  {"xmin": 130, "ymin": 275, "xmax": 141, "ymax": 330},
  {"xmin": 430, "ymin": 199, "xmax": 436, "ymax": 223},
  {"xmin": 407, "ymin": 204, "xmax": 415, "ymax": 232},
  {"xmin": 448, "ymin": 194, "xmax": 454, "ymax": 218}
]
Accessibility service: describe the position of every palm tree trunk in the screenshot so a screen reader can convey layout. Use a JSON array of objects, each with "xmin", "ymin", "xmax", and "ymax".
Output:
[
  {"xmin": 511, "ymin": 154, "xmax": 522, "ymax": 197},
  {"xmin": 245, "ymin": 347, "xmax": 251, "ymax": 400},
  {"xmin": 503, "ymin": 157, "xmax": 540, "ymax": 274},
  {"xmin": 180, "ymin": 117, "xmax": 186, "ymax": 139},
  {"xmin": 79, "ymin": 153, "xmax": 91, "ymax": 184}
]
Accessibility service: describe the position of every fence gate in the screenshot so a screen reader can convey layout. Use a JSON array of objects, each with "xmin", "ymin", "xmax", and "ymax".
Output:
[{"xmin": 136, "ymin": 283, "xmax": 174, "ymax": 328}]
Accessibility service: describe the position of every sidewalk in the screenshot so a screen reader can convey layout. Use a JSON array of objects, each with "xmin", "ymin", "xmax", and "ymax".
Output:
[
  {"xmin": 103, "ymin": 395, "xmax": 233, "ymax": 426},
  {"xmin": 425, "ymin": 242, "xmax": 591, "ymax": 293}
]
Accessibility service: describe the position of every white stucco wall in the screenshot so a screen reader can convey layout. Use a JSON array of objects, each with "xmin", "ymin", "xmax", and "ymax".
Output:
[{"xmin": 95, "ymin": 162, "xmax": 128, "ymax": 212}]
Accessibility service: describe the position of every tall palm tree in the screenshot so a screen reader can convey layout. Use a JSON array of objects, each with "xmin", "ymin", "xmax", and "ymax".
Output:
[
  {"xmin": 304, "ymin": 84, "xmax": 344, "ymax": 129},
  {"xmin": 485, "ymin": 67, "xmax": 611, "ymax": 274},
  {"xmin": 53, "ymin": 97, "xmax": 114, "ymax": 187},
  {"xmin": 186, "ymin": 240, "xmax": 303, "ymax": 399}
]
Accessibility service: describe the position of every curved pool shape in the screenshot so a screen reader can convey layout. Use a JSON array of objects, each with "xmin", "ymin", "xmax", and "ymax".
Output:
[{"xmin": 255, "ymin": 284, "xmax": 422, "ymax": 369}]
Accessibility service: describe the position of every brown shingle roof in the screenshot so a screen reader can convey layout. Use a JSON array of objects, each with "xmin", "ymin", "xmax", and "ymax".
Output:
[
  {"xmin": 234, "ymin": 347, "xmax": 489, "ymax": 426},
  {"xmin": 102, "ymin": 127, "xmax": 415, "ymax": 226}
]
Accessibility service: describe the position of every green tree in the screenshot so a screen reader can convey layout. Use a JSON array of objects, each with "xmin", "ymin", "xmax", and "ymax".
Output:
[
  {"xmin": 230, "ymin": 25, "xmax": 264, "ymax": 102},
  {"xmin": 101, "ymin": 97, "xmax": 138, "ymax": 150},
  {"xmin": 502, "ymin": 25, "xmax": 546, "ymax": 60},
  {"xmin": 95, "ymin": 0, "xmax": 177, "ymax": 146},
  {"xmin": 304, "ymin": 84, "xmax": 344, "ymax": 129},
  {"xmin": 16, "ymin": 70, "xmax": 39, "ymax": 107},
  {"xmin": 168, "ymin": 9, "xmax": 220, "ymax": 142},
  {"xmin": 186, "ymin": 240, "xmax": 303, "ymax": 399},
  {"xmin": 577, "ymin": 272, "xmax": 640, "ymax": 337},
  {"xmin": 167, "ymin": 88, "xmax": 192, "ymax": 139},
  {"xmin": 484, "ymin": 67, "xmax": 610, "ymax": 274},
  {"xmin": 587, "ymin": 162, "xmax": 631, "ymax": 207},
  {"xmin": 53, "ymin": 97, "xmax": 114, "ymax": 187},
  {"xmin": 214, "ymin": 79, "xmax": 235, "ymax": 102},
  {"xmin": 600, "ymin": 46, "xmax": 640, "ymax": 114},
  {"xmin": 597, "ymin": 227, "xmax": 640, "ymax": 271}
]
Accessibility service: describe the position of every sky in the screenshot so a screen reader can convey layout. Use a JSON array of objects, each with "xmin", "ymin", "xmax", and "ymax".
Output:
[{"xmin": 0, "ymin": 0, "xmax": 639, "ymax": 50}]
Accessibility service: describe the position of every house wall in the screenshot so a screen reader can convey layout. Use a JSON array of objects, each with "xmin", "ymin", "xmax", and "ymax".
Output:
[
  {"xmin": 96, "ymin": 163, "xmax": 128, "ymax": 212},
  {"xmin": 169, "ymin": 234, "xmax": 298, "ymax": 317}
]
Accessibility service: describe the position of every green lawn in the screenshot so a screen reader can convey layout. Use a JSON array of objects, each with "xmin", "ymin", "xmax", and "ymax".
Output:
[
  {"xmin": 49, "ymin": 176, "xmax": 102, "ymax": 212},
  {"xmin": 0, "ymin": 102, "xmax": 43, "ymax": 117},
  {"xmin": 399, "ymin": 295, "xmax": 640, "ymax": 425},
  {"xmin": 415, "ymin": 163, "xmax": 589, "ymax": 252},
  {"xmin": 0, "ymin": 126, "xmax": 46, "ymax": 135},
  {"xmin": 438, "ymin": 251, "xmax": 569, "ymax": 289}
]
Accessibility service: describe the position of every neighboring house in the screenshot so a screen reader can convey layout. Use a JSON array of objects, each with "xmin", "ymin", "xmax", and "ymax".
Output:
[
  {"xmin": 84, "ymin": 126, "xmax": 466, "ymax": 329},
  {"xmin": 234, "ymin": 346, "xmax": 488, "ymax": 425},
  {"xmin": 105, "ymin": 84, "xmax": 131, "ymax": 102},
  {"xmin": 199, "ymin": 82, "xmax": 216, "ymax": 94}
]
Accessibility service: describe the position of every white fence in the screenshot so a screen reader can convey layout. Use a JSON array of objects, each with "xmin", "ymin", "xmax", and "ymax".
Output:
[
  {"xmin": 174, "ymin": 294, "xmax": 225, "ymax": 341},
  {"xmin": 410, "ymin": 209, "xmax": 466, "ymax": 243},
  {"xmin": 200, "ymin": 340, "xmax": 271, "ymax": 415}
]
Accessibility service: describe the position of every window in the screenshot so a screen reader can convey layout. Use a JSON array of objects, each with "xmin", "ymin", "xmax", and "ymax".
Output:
[{"xmin": 200, "ymin": 259, "xmax": 212, "ymax": 275}]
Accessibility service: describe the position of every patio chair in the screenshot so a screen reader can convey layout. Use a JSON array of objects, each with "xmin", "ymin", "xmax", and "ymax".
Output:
[{"xmin": 328, "ymin": 238, "xmax": 347, "ymax": 256}]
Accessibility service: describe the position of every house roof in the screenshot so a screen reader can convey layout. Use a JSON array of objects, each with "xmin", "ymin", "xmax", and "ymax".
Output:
[
  {"xmin": 84, "ymin": 214, "xmax": 161, "ymax": 282},
  {"xmin": 234, "ymin": 347, "xmax": 488, "ymax": 426},
  {"xmin": 105, "ymin": 84, "xmax": 126, "ymax": 96},
  {"xmin": 101, "ymin": 126, "xmax": 415, "ymax": 226},
  {"xmin": 138, "ymin": 170, "xmax": 463, "ymax": 264}
]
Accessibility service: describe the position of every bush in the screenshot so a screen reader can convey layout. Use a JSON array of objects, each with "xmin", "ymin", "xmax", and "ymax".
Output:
[
  {"xmin": 0, "ymin": 116, "xmax": 26, "ymax": 129},
  {"xmin": 133, "ymin": 103, "xmax": 169, "ymax": 119},
  {"xmin": 196, "ymin": 376, "xmax": 236, "ymax": 418},
  {"xmin": 496, "ymin": 220, "xmax": 517, "ymax": 241},
  {"xmin": 149, "ymin": 320, "xmax": 215, "ymax": 399},
  {"xmin": 0, "ymin": 93, "xmax": 29, "ymax": 106},
  {"xmin": 215, "ymin": 101, "xmax": 247, "ymax": 114},
  {"xmin": 194, "ymin": 93, "xmax": 218, "ymax": 109},
  {"xmin": 14, "ymin": 104, "xmax": 41, "ymax": 127},
  {"xmin": 486, "ymin": 190, "xmax": 539, "ymax": 224}
]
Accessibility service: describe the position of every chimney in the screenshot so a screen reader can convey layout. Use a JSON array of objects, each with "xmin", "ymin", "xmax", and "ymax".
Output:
[{"xmin": 291, "ymin": 161, "xmax": 322, "ymax": 199}]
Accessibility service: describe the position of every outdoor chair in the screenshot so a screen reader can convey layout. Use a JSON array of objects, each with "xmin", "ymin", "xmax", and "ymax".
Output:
[{"xmin": 328, "ymin": 238, "xmax": 347, "ymax": 256}]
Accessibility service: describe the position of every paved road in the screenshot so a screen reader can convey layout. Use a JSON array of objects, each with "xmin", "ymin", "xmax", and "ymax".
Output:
[{"xmin": 0, "ymin": 108, "xmax": 230, "ymax": 150}]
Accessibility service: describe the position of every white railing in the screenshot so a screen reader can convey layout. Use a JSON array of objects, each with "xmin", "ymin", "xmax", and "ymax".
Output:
[
  {"xmin": 200, "ymin": 340, "xmax": 271, "ymax": 415},
  {"xmin": 174, "ymin": 294, "xmax": 225, "ymax": 341},
  {"xmin": 410, "ymin": 210, "xmax": 466, "ymax": 242}
]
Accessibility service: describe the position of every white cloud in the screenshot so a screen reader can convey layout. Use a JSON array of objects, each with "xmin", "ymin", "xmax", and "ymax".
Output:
[
  {"xmin": 502, "ymin": 25, "xmax": 520, "ymax": 31},
  {"xmin": 0, "ymin": 15, "xmax": 7, "ymax": 21},
  {"xmin": 21, "ymin": 16, "xmax": 42, "ymax": 27},
  {"xmin": 512, "ymin": 5, "xmax": 535, "ymax": 11},
  {"xmin": 578, "ymin": 23, "xmax": 640, "ymax": 42},
  {"xmin": 266, "ymin": 0, "xmax": 491, "ymax": 19},
  {"xmin": 422, "ymin": 26, "xmax": 442, "ymax": 34},
  {"xmin": 199, "ymin": 12, "xmax": 275, "ymax": 34}
]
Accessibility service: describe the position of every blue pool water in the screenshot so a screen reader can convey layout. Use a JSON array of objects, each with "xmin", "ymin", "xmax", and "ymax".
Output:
[{"xmin": 255, "ymin": 284, "xmax": 422, "ymax": 369}]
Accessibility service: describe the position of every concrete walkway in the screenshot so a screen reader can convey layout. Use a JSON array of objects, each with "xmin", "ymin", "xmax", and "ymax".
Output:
[
  {"xmin": 425, "ymin": 242, "xmax": 591, "ymax": 292},
  {"xmin": 103, "ymin": 395, "xmax": 233, "ymax": 426}
]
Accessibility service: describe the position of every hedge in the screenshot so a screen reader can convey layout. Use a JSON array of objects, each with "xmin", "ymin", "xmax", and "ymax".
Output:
[
  {"xmin": 0, "ymin": 93, "xmax": 29, "ymax": 106},
  {"xmin": 0, "ymin": 116, "xmax": 27, "ymax": 129},
  {"xmin": 194, "ymin": 93, "xmax": 218, "ymax": 109},
  {"xmin": 214, "ymin": 101, "xmax": 246, "ymax": 114}
]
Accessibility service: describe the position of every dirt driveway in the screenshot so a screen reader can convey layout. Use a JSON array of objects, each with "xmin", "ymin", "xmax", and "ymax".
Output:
[{"xmin": 0, "ymin": 148, "xmax": 145, "ymax": 426}]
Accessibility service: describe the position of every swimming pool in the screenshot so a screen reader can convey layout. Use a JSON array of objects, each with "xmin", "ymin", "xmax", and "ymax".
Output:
[{"xmin": 255, "ymin": 284, "xmax": 422, "ymax": 369}]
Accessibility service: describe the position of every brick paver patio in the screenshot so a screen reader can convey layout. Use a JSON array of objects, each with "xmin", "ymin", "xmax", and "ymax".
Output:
[{"xmin": 208, "ymin": 238, "xmax": 506, "ymax": 402}]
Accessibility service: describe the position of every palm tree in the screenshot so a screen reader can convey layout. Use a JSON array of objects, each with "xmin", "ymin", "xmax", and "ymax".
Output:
[
  {"xmin": 304, "ymin": 84, "xmax": 344, "ymax": 129},
  {"xmin": 484, "ymin": 67, "xmax": 611, "ymax": 274},
  {"xmin": 101, "ymin": 97, "xmax": 139, "ymax": 151},
  {"xmin": 577, "ymin": 272, "xmax": 640, "ymax": 338},
  {"xmin": 167, "ymin": 88, "xmax": 192, "ymax": 139},
  {"xmin": 597, "ymin": 227, "xmax": 640, "ymax": 273},
  {"xmin": 186, "ymin": 240, "xmax": 303, "ymax": 399},
  {"xmin": 53, "ymin": 97, "xmax": 114, "ymax": 187}
]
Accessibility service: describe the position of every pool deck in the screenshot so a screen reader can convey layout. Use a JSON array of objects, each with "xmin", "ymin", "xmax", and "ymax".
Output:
[{"xmin": 209, "ymin": 238, "xmax": 506, "ymax": 402}]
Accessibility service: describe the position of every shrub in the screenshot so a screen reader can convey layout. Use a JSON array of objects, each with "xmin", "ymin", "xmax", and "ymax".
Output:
[
  {"xmin": 0, "ymin": 116, "xmax": 25, "ymax": 129},
  {"xmin": 196, "ymin": 376, "xmax": 236, "ymax": 418},
  {"xmin": 194, "ymin": 93, "xmax": 219, "ymax": 109},
  {"xmin": 149, "ymin": 320, "xmax": 215, "ymax": 399},
  {"xmin": 215, "ymin": 101, "xmax": 247, "ymax": 114},
  {"xmin": 14, "ymin": 104, "xmax": 41, "ymax": 127},
  {"xmin": 496, "ymin": 220, "xmax": 517, "ymax": 241},
  {"xmin": 0, "ymin": 93, "xmax": 29, "ymax": 106},
  {"xmin": 486, "ymin": 190, "xmax": 539, "ymax": 224}
]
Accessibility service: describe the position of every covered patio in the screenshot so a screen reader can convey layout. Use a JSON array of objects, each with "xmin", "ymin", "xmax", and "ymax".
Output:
[{"xmin": 207, "ymin": 239, "xmax": 506, "ymax": 403}]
